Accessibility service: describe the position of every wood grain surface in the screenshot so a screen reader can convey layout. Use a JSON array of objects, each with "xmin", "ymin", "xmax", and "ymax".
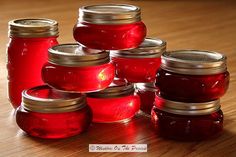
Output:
[{"xmin": 1, "ymin": 0, "xmax": 236, "ymax": 156}]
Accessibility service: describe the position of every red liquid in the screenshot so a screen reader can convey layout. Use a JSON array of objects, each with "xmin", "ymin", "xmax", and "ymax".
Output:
[
  {"xmin": 73, "ymin": 22, "xmax": 146, "ymax": 50},
  {"xmin": 42, "ymin": 62, "xmax": 115, "ymax": 92},
  {"xmin": 87, "ymin": 95, "xmax": 140, "ymax": 123},
  {"xmin": 156, "ymin": 69, "xmax": 230, "ymax": 102},
  {"xmin": 151, "ymin": 106, "xmax": 223, "ymax": 141},
  {"xmin": 137, "ymin": 89, "xmax": 156, "ymax": 115},
  {"xmin": 16, "ymin": 105, "xmax": 92, "ymax": 139},
  {"xmin": 112, "ymin": 57, "xmax": 161, "ymax": 83},
  {"xmin": 7, "ymin": 37, "xmax": 58, "ymax": 108}
]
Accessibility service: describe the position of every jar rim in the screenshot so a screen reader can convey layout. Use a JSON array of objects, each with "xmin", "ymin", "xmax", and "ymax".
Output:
[
  {"xmin": 78, "ymin": 4, "xmax": 141, "ymax": 24},
  {"xmin": 135, "ymin": 82, "xmax": 158, "ymax": 92},
  {"xmin": 161, "ymin": 50, "xmax": 227, "ymax": 75},
  {"xmin": 48, "ymin": 43, "xmax": 110, "ymax": 67},
  {"xmin": 22, "ymin": 85, "xmax": 87, "ymax": 113}
]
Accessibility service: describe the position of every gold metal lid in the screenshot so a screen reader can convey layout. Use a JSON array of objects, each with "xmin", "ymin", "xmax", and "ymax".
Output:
[
  {"xmin": 110, "ymin": 38, "xmax": 166, "ymax": 58},
  {"xmin": 79, "ymin": 4, "xmax": 141, "ymax": 24},
  {"xmin": 22, "ymin": 85, "xmax": 87, "ymax": 113},
  {"xmin": 8, "ymin": 18, "xmax": 59, "ymax": 38},
  {"xmin": 87, "ymin": 78, "xmax": 135, "ymax": 98},
  {"xmin": 161, "ymin": 50, "xmax": 227, "ymax": 75},
  {"xmin": 134, "ymin": 82, "xmax": 158, "ymax": 92},
  {"xmin": 155, "ymin": 95, "xmax": 221, "ymax": 116},
  {"xmin": 48, "ymin": 43, "xmax": 110, "ymax": 67}
]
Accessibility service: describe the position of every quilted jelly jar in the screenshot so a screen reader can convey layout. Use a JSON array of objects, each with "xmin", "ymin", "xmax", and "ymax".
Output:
[
  {"xmin": 156, "ymin": 50, "xmax": 230, "ymax": 102},
  {"xmin": 135, "ymin": 82, "xmax": 158, "ymax": 116},
  {"xmin": 111, "ymin": 38, "xmax": 166, "ymax": 83},
  {"xmin": 87, "ymin": 79, "xmax": 140, "ymax": 123},
  {"xmin": 7, "ymin": 18, "xmax": 59, "ymax": 108},
  {"xmin": 42, "ymin": 44, "xmax": 115, "ymax": 92},
  {"xmin": 16, "ymin": 85, "xmax": 92, "ymax": 139},
  {"xmin": 73, "ymin": 4, "xmax": 146, "ymax": 50},
  {"xmin": 151, "ymin": 95, "xmax": 223, "ymax": 141}
]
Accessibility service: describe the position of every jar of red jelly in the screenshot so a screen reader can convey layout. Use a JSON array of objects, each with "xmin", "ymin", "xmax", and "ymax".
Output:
[
  {"xmin": 73, "ymin": 4, "xmax": 146, "ymax": 50},
  {"xmin": 16, "ymin": 85, "xmax": 92, "ymax": 139},
  {"xmin": 87, "ymin": 79, "xmax": 140, "ymax": 123},
  {"xmin": 111, "ymin": 38, "xmax": 166, "ymax": 83},
  {"xmin": 135, "ymin": 82, "xmax": 158, "ymax": 116},
  {"xmin": 151, "ymin": 95, "xmax": 223, "ymax": 141},
  {"xmin": 156, "ymin": 50, "xmax": 230, "ymax": 102},
  {"xmin": 7, "ymin": 18, "xmax": 59, "ymax": 108},
  {"xmin": 42, "ymin": 44, "xmax": 115, "ymax": 92}
]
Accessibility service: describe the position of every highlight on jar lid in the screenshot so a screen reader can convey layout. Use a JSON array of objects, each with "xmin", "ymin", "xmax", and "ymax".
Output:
[
  {"xmin": 79, "ymin": 4, "xmax": 141, "ymax": 24},
  {"xmin": 155, "ymin": 94, "xmax": 221, "ymax": 116},
  {"xmin": 22, "ymin": 85, "xmax": 87, "ymax": 113},
  {"xmin": 8, "ymin": 18, "xmax": 59, "ymax": 38},
  {"xmin": 110, "ymin": 38, "xmax": 166, "ymax": 58},
  {"xmin": 161, "ymin": 50, "xmax": 227, "ymax": 75},
  {"xmin": 135, "ymin": 82, "xmax": 158, "ymax": 92},
  {"xmin": 87, "ymin": 78, "xmax": 135, "ymax": 98},
  {"xmin": 48, "ymin": 43, "xmax": 110, "ymax": 66}
]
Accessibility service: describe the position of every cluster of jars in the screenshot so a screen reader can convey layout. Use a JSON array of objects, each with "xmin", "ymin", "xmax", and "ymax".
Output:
[{"xmin": 7, "ymin": 4, "xmax": 230, "ymax": 141}]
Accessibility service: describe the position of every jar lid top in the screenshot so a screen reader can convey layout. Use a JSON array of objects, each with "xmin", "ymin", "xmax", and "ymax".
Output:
[
  {"xmin": 87, "ymin": 78, "xmax": 135, "ymax": 98},
  {"xmin": 135, "ymin": 82, "xmax": 158, "ymax": 92},
  {"xmin": 79, "ymin": 4, "xmax": 141, "ymax": 24},
  {"xmin": 22, "ymin": 85, "xmax": 87, "ymax": 113},
  {"xmin": 48, "ymin": 43, "xmax": 110, "ymax": 67},
  {"xmin": 161, "ymin": 50, "xmax": 227, "ymax": 75},
  {"xmin": 110, "ymin": 38, "xmax": 166, "ymax": 58},
  {"xmin": 155, "ymin": 95, "xmax": 221, "ymax": 115},
  {"xmin": 8, "ymin": 18, "xmax": 59, "ymax": 38}
]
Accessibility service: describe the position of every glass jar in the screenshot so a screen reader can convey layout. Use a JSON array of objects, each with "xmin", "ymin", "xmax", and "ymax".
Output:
[
  {"xmin": 111, "ymin": 38, "xmax": 166, "ymax": 83},
  {"xmin": 16, "ymin": 85, "xmax": 92, "ymax": 139},
  {"xmin": 151, "ymin": 95, "xmax": 223, "ymax": 141},
  {"xmin": 42, "ymin": 44, "xmax": 115, "ymax": 93},
  {"xmin": 73, "ymin": 4, "xmax": 146, "ymax": 50},
  {"xmin": 87, "ymin": 78, "xmax": 140, "ymax": 123},
  {"xmin": 7, "ymin": 18, "xmax": 59, "ymax": 108},
  {"xmin": 135, "ymin": 82, "xmax": 158, "ymax": 116},
  {"xmin": 156, "ymin": 50, "xmax": 230, "ymax": 102}
]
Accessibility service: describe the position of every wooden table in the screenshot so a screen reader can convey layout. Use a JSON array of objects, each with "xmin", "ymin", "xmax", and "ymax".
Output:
[{"xmin": 1, "ymin": 0, "xmax": 236, "ymax": 156}]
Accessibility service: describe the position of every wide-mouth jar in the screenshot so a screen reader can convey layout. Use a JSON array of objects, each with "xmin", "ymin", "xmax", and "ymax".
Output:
[
  {"xmin": 16, "ymin": 85, "xmax": 92, "ymax": 139},
  {"xmin": 42, "ymin": 43, "xmax": 115, "ymax": 93},
  {"xmin": 111, "ymin": 38, "xmax": 166, "ymax": 83},
  {"xmin": 156, "ymin": 50, "xmax": 230, "ymax": 102},
  {"xmin": 73, "ymin": 4, "xmax": 146, "ymax": 50},
  {"xmin": 87, "ymin": 78, "xmax": 140, "ymax": 123},
  {"xmin": 151, "ymin": 95, "xmax": 223, "ymax": 141}
]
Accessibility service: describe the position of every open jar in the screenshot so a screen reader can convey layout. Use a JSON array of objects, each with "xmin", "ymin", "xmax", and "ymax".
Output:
[
  {"xmin": 151, "ymin": 95, "xmax": 223, "ymax": 141},
  {"xmin": 87, "ymin": 79, "xmax": 140, "ymax": 123},
  {"xmin": 42, "ymin": 44, "xmax": 115, "ymax": 93},
  {"xmin": 73, "ymin": 4, "xmax": 146, "ymax": 50},
  {"xmin": 16, "ymin": 85, "xmax": 92, "ymax": 139},
  {"xmin": 111, "ymin": 38, "xmax": 166, "ymax": 83},
  {"xmin": 156, "ymin": 50, "xmax": 230, "ymax": 102}
]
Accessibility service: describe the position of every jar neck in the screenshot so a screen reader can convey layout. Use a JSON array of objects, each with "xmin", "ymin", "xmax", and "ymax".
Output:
[{"xmin": 10, "ymin": 36, "xmax": 58, "ymax": 41}]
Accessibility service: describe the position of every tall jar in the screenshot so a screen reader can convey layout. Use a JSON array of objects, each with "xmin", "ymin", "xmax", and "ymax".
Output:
[
  {"xmin": 7, "ymin": 18, "xmax": 59, "ymax": 108},
  {"xmin": 73, "ymin": 4, "xmax": 146, "ymax": 50}
]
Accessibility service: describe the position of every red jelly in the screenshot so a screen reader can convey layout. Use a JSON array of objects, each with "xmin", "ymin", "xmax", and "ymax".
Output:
[
  {"xmin": 16, "ymin": 85, "xmax": 92, "ymax": 139},
  {"xmin": 135, "ymin": 82, "xmax": 158, "ymax": 116},
  {"xmin": 7, "ymin": 18, "xmax": 59, "ymax": 108},
  {"xmin": 73, "ymin": 4, "xmax": 146, "ymax": 50},
  {"xmin": 87, "ymin": 79, "xmax": 140, "ymax": 123},
  {"xmin": 111, "ymin": 38, "xmax": 166, "ymax": 83},
  {"xmin": 151, "ymin": 95, "xmax": 223, "ymax": 141},
  {"xmin": 157, "ymin": 50, "xmax": 230, "ymax": 102},
  {"xmin": 42, "ymin": 44, "xmax": 115, "ymax": 93}
]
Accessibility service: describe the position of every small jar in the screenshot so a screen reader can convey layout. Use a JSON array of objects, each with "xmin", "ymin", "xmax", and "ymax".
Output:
[
  {"xmin": 135, "ymin": 82, "xmax": 158, "ymax": 116},
  {"xmin": 111, "ymin": 38, "xmax": 166, "ymax": 83},
  {"xmin": 7, "ymin": 18, "xmax": 59, "ymax": 108},
  {"xmin": 87, "ymin": 79, "xmax": 140, "ymax": 123},
  {"xmin": 16, "ymin": 85, "xmax": 92, "ymax": 139},
  {"xmin": 42, "ymin": 44, "xmax": 115, "ymax": 93},
  {"xmin": 73, "ymin": 4, "xmax": 146, "ymax": 50},
  {"xmin": 156, "ymin": 50, "xmax": 230, "ymax": 102},
  {"xmin": 151, "ymin": 95, "xmax": 223, "ymax": 141}
]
